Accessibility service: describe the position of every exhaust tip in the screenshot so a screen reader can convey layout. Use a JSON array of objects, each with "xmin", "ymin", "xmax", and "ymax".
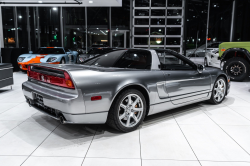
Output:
[
  {"xmin": 59, "ymin": 116, "xmax": 65, "ymax": 124},
  {"xmin": 27, "ymin": 99, "xmax": 32, "ymax": 107}
]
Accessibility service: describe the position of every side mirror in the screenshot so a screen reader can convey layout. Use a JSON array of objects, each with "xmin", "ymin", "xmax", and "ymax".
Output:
[
  {"xmin": 197, "ymin": 64, "xmax": 205, "ymax": 73},
  {"xmin": 29, "ymin": 51, "xmax": 33, "ymax": 54},
  {"xmin": 66, "ymin": 52, "xmax": 71, "ymax": 55}
]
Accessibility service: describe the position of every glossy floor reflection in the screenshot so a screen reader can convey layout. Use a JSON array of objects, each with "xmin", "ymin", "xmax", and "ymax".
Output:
[{"xmin": 0, "ymin": 72, "xmax": 250, "ymax": 166}]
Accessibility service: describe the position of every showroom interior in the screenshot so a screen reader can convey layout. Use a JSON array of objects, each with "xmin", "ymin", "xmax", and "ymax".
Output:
[{"xmin": 0, "ymin": 0, "xmax": 250, "ymax": 166}]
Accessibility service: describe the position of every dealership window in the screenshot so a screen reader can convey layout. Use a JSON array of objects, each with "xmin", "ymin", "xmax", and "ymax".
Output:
[
  {"xmin": 135, "ymin": 0, "xmax": 149, "ymax": 7},
  {"xmin": 38, "ymin": 7, "xmax": 61, "ymax": 47},
  {"xmin": 16, "ymin": 7, "xmax": 28, "ymax": 49},
  {"xmin": 63, "ymin": 7, "xmax": 86, "ymax": 50},
  {"xmin": 208, "ymin": 0, "xmax": 232, "ymax": 43},
  {"xmin": 234, "ymin": 0, "xmax": 250, "ymax": 41},
  {"xmin": 87, "ymin": 7, "xmax": 109, "ymax": 47},
  {"xmin": 2, "ymin": 7, "xmax": 16, "ymax": 48},
  {"xmin": 111, "ymin": 0, "xmax": 130, "ymax": 30},
  {"xmin": 185, "ymin": 0, "xmax": 208, "ymax": 51}
]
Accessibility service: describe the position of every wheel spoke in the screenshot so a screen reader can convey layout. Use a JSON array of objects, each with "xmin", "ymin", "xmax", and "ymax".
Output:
[
  {"xmin": 214, "ymin": 92, "xmax": 218, "ymax": 98},
  {"xmin": 119, "ymin": 113, "xmax": 126, "ymax": 120},
  {"xmin": 132, "ymin": 114, "xmax": 138, "ymax": 123},
  {"xmin": 132, "ymin": 97, "xmax": 140, "ymax": 107},
  {"xmin": 128, "ymin": 95, "xmax": 132, "ymax": 105},
  {"xmin": 120, "ymin": 104, "xmax": 126, "ymax": 110},
  {"xmin": 126, "ymin": 116, "xmax": 131, "ymax": 127},
  {"xmin": 133, "ymin": 107, "xmax": 143, "ymax": 112}
]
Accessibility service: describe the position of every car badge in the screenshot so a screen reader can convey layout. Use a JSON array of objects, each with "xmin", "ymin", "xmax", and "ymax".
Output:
[{"xmin": 41, "ymin": 75, "xmax": 45, "ymax": 81}]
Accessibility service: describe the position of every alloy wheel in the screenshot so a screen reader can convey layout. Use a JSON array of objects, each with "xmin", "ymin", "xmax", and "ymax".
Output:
[
  {"xmin": 118, "ymin": 94, "xmax": 144, "ymax": 128},
  {"xmin": 213, "ymin": 79, "xmax": 226, "ymax": 102},
  {"xmin": 229, "ymin": 63, "xmax": 243, "ymax": 76}
]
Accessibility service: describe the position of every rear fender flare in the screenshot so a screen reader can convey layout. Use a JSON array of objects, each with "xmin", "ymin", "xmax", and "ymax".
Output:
[{"xmin": 221, "ymin": 48, "xmax": 250, "ymax": 61}]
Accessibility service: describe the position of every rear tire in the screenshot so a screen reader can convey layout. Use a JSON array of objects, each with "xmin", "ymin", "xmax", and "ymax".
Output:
[
  {"xmin": 223, "ymin": 57, "xmax": 249, "ymax": 81},
  {"xmin": 209, "ymin": 77, "xmax": 227, "ymax": 104},
  {"xmin": 106, "ymin": 89, "xmax": 147, "ymax": 132}
]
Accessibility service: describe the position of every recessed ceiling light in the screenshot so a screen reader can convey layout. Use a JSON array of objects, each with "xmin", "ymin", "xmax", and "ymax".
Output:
[
  {"xmin": 53, "ymin": 7, "xmax": 57, "ymax": 10},
  {"xmin": 89, "ymin": 1, "xmax": 93, "ymax": 3},
  {"xmin": 19, "ymin": 16, "xmax": 22, "ymax": 18},
  {"xmin": 38, "ymin": 1, "xmax": 42, "ymax": 3}
]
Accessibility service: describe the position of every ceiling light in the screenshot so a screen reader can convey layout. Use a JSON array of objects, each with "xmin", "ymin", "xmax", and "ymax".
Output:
[
  {"xmin": 38, "ymin": 1, "xmax": 42, "ymax": 3},
  {"xmin": 96, "ymin": 28, "xmax": 99, "ymax": 29},
  {"xmin": 89, "ymin": 1, "xmax": 93, "ymax": 3},
  {"xmin": 19, "ymin": 16, "xmax": 22, "ymax": 18},
  {"xmin": 53, "ymin": 7, "xmax": 57, "ymax": 11}
]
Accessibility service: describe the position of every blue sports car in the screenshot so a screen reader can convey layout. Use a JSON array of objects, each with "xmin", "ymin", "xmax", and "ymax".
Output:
[{"xmin": 17, "ymin": 47, "xmax": 78, "ymax": 71}]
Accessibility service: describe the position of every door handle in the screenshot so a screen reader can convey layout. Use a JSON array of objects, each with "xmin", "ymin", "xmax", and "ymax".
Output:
[{"xmin": 164, "ymin": 73, "xmax": 171, "ymax": 76}]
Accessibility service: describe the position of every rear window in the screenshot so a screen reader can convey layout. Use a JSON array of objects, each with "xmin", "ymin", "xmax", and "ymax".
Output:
[{"xmin": 83, "ymin": 50, "xmax": 152, "ymax": 69}]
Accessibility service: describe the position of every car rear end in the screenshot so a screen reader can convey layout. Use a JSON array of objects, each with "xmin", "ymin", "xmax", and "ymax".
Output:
[{"xmin": 22, "ymin": 64, "xmax": 103, "ymax": 124}]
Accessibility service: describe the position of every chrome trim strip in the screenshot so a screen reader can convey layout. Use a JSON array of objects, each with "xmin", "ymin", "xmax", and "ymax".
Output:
[
  {"xmin": 0, "ymin": 77, "xmax": 13, "ymax": 82},
  {"xmin": 0, "ymin": 67, "xmax": 13, "ymax": 71},
  {"xmin": 165, "ymin": 77, "xmax": 206, "ymax": 84}
]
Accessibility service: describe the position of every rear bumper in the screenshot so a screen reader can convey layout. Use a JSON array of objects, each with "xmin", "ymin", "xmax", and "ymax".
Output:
[{"xmin": 22, "ymin": 81, "xmax": 108, "ymax": 124}]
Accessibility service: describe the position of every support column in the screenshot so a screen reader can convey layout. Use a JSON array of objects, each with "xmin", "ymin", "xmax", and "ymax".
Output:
[
  {"xmin": 36, "ymin": 7, "xmax": 40, "ymax": 48},
  {"xmin": 0, "ymin": 7, "xmax": 4, "ymax": 49},
  {"xmin": 85, "ymin": 7, "xmax": 87, "ymax": 53},
  {"xmin": 131, "ymin": 0, "xmax": 134, "ymax": 48},
  {"xmin": 205, "ymin": 0, "xmax": 210, "ymax": 52},
  {"xmin": 14, "ymin": 7, "xmax": 19, "ymax": 48},
  {"xmin": 109, "ymin": 7, "xmax": 112, "ymax": 47},
  {"xmin": 230, "ymin": 0, "xmax": 236, "ymax": 42},
  {"xmin": 26, "ymin": 7, "xmax": 31, "ymax": 51},
  {"xmin": 60, "ymin": 7, "xmax": 64, "ymax": 47}
]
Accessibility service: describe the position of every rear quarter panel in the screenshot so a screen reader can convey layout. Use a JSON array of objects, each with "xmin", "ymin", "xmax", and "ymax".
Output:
[{"xmin": 69, "ymin": 68, "xmax": 165, "ymax": 114}]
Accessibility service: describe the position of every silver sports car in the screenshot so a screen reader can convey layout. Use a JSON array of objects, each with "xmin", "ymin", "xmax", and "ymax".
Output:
[{"xmin": 22, "ymin": 49, "xmax": 230, "ymax": 132}]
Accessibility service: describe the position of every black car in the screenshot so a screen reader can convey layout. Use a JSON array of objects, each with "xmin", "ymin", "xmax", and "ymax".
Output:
[{"xmin": 77, "ymin": 47, "xmax": 125, "ymax": 63}]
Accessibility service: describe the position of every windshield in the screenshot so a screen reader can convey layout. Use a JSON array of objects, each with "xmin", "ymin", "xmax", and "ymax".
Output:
[
  {"xmin": 34, "ymin": 48, "xmax": 65, "ymax": 54},
  {"xmin": 82, "ymin": 50, "xmax": 152, "ymax": 69}
]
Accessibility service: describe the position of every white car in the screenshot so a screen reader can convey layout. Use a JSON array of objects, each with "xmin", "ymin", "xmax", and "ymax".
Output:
[
  {"xmin": 204, "ymin": 49, "xmax": 220, "ymax": 68},
  {"xmin": 186, "ymin": 42, "xmax": 221, "ymax": 57}
]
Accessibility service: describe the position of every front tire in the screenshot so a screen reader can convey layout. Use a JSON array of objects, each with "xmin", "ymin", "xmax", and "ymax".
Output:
[
  {"xmin": 209, "ymin": 77, "xmax": 227, "ymax": 104},
  {"xmin": 204, "ymin": 58, "xmax": 208, "ymax": 67},
  {"xmin": 223, "ymin": 57, "xmax": 249, "ymax": 81},
  {"xmin": 60, "ymin": 58, "xmax": 66, "ymax": 64},
  {"xmin": 106, "ymin": 89, "xmax": 147, "ymax": 132}
]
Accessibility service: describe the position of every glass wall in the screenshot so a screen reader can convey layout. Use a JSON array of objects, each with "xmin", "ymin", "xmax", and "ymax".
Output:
[
  {"xmin": 63, "ymin": 7, "xmax": 86, "ymax": 50},
  {"xmin": 2, "ymin": 7, "xmax": 15, "ymax": 48},
  {"xmin": 185, "ymin": 0, "xmax": 208, "ymax": 51},
  {"xmin": 208, "ymin": 0, "xmax": 232, "ymax": 42},
  {"xmin": 234, "ymin": 0, "xmax": 250, "ymax": 41},
  {"xmin": 87, "ymin": 7, "xmax": 109, "ymax": 47},
  {"xmin": 39, "ymin": 7, "xmax": 61, "ymax": 47},
  {"xmin": 2, "ymin": 0, "xmax": 249, "ymax": 55}
]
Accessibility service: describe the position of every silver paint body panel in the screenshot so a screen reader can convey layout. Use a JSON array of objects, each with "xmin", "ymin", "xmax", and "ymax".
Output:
[{"xmin": 22, "ymin": 50, "xmax": 230, "ymax": 124}]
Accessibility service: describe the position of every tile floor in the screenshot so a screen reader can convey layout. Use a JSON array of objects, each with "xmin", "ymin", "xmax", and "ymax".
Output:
[{"xmin": 0, "ymin": 72, "xmax": 250, "ymax": 166}]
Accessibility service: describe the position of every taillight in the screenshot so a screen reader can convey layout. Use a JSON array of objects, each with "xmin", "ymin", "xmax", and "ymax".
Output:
[
  {"xmin": 27, "ymin": 65, "xmax": 75, "ymax": 89},
  {"xmin": 27, "ymin": 66, "xmax": 31, "ymax": 77},
  {"xmin": 63, "ymin": 71, "xmax": 75, "ymax": 89}
]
